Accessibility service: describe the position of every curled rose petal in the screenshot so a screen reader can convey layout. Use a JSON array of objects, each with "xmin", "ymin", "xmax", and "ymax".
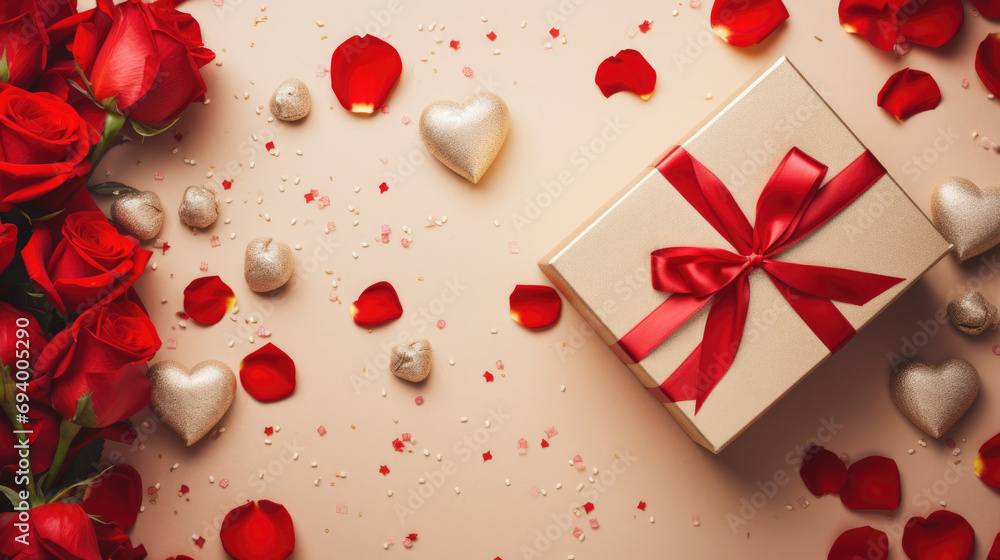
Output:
[
  {"xmin": 240, "ymin": 343, "xmax": 296, "ymax": 402},
  {"xmin": 81, "ymin": 464, "xmax": 143, "ymax": 530},
  {"xmin": 509, "ymin": 285, "xmax": 562, "ymax": 328},
  {"xmin": 799, "ymin": 446, "xmax": 848, "ymax": 497},
  {"xmin": 902, "ymin": 510, "xmax": 975, "ymax": 560},
  {"xmin": 989, "ymin": 532, "xmax": 1000, "ymax": 560},
  {"xmin": 351, "ymin": 281, "xmax": 403, "ymax": 327},
  {"xmin": 183, "ymin": 276, "xmax": 236, "ymax": 325},
  {"xmin": 839, "ymin": 0, "xmax": 963, "ymax": 51},
  {"xmin": 829, "ymin": 526, "xmax": 889, "ymax": 560},
  {"xmin": 330, "ymin": 35, "xmax": 402, "ymax": 114},
  {"xmin": 975, "ymin": 431, "xmax": 1000, "ymax": 488},
  {"xmin": 972, "ymin": 0, "xmax": 1000, "ymax": 17},
  {"xmin": 976, "ymin": 33, "xmax": 1000, "ymax": 97},
  {"xmin": 877, "ymin": 68, "xmax": 941, "ymax": 121},
  {"xmin": 220, "ymin": 500, "xmax": 295, "ymax": 560},
  {"xmin": 594, "ymin": 49, "xmax": 656, "ymax": 100},
  {"xmin": 711, "ymin": 0, "xmax": 789, "ymax": 47},
  {"xmin": 840, "ymin": 456, "xmax": 901, "ymax": 511}
]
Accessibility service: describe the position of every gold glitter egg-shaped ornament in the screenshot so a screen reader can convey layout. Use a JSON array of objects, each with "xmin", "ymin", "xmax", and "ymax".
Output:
[
  {"xmin": 930, "ymin": 176, "xmax": 1000, "ymax": 262},
  {"xmin": 890, "ymin": 358, "xmax": 980, "ymax": 438},
  {"xmin": 947, "ymin": 290, "xmax": 998, "ymax": 335},
  {"xmin": 269, "ymin": 78, "xmax": 311, "ymax": 121},
  {"xmin": 178, "ymin": 185, "xmax": 219, "ymax": 228},
  {"xmin": 419, "ymin": 92, "xmax": 509, "ymax": 184},
  {"xmin": 147, "ymin": 360, "xmax": 237, "ymax": 446},
  {"xmin": 110, "ymin": 190, "xmax": 164, "ymax": 241},
  {"xmin": 244, "ymin": 237, "xmax": 293, "ymax": 292},
  {"xmin": 390, "ymin": 338, "xmax": 432, "ymax": 382}
]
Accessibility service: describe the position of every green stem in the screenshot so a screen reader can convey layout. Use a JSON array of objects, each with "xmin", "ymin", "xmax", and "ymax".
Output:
[
  {"xmin": 0, "ymin": 367, "xmax": 42, "ymax": 506},
  {"xmin": 42, "ymin": 419, "xmax": 83, "ymax": 494},
  {"xmin": 90, "ymin": 111, "xmax": 127, "ymax": 167}
]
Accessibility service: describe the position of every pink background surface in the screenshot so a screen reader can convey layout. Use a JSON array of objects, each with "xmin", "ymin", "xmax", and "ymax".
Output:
[{"xmin": 88, "ymin": 0, "xmax": 1000, "ymax": 558}]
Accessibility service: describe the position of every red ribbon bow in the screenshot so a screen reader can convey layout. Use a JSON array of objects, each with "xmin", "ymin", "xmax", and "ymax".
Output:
[{"xmin": 613, "ymin": 146, "xmax": 904, "ymax": 412}]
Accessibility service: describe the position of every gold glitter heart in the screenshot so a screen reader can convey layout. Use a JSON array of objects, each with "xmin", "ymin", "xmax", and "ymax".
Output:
[
  {"xmin": 110, "ymin": 190, "xmax": 163, "ymax": 241},
  {"xmin": 890, "ymin": 358, "xmax": 979, "ymax": 438},
  {"xmin": 947, "ymin": 290, "xmax": 998, "ymax": 335},
  {"xmin": 931, "ymin": 177, "xmax": 1000, "ymax": 261},
  {"xmin": 148, "ymin": 360, "xmax": 236, "ymax": 446},
  {"xmin": 419, "ymin": 92, "xmax": 509, "ymax": 184}
]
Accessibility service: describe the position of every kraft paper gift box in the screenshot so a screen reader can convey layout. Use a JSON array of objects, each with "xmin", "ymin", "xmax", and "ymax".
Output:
[{"xmin": 538, "ymin": 57, "xmax": 949, "ymax": 453}]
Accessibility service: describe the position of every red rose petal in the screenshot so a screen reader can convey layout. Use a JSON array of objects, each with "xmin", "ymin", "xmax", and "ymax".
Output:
[
  {"xmin": 902, "ymin": 510, "xmax": 975, "ymax": 560},
  {"xmin": 330, "ymin": 35, "xmax": 402, "ymax": 114},
  {"xmin": 594, "ymin": 49, "xmax": 656, "ymax": 100},
  {"xmin": 829, "ymin": 526, "xmax": 888, "ymax": 560},
  {"xmin": 183, "ymin": 276, "xmax": 236, "ymax": 325},
  {"xmin": 220, "ymin": 500, "xmax": 295, "ymax": 560},
  {"xmin": 975, "ymin": 431, "xmax": 1000, "ymax": 488},
  {"xmin": 351, "ymin": 281, "xmax": 403, "ymax": 327},
  {"xmin": 988, "ymin": 532, "xmax": 1000, "ymax": 560},
  {"xmin": 839, "ymin": 0, "xmax": 963, "ymax": 51},
  {"xmin": 977, "ymin": 33, "xmax": 1000, "ymax": 97},
  {"xmin": 877, "ymin": 68, "xmax": 941, "ymax": 121},
  {"xmin": 840, "ymin": 456, "xmax": 901, "ymax": 511},
  {"xmin": 509, "ymin": 285, "xmax": 562, "ymax": 328},
  {"xmin": 799, "ymin": 446, "xmax": 848, "ymax": 497},
  {"xmin": 240, "ymin": 343, "xmax": 296, "ymax": 402},
  {"xmin": 973, "ymin": 0, "xmax": 1000, "ymax": 17},
  {"xmin": 711, "ymin": 0, "xmax": 789, "ymax": 47},
  {"xmin": 81, "ymin": 465, "xmax": 143, "ymax": 531}
]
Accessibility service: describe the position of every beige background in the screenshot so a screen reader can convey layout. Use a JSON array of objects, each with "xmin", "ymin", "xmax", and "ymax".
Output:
[{"xmin": 87, "ymin": 0, "xmax": 1000, "ymax": 558}]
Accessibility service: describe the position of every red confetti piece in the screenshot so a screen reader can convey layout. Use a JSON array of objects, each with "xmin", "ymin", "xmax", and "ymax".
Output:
[
  {"xmin": 154, "ymin": 171, "xmax": 164, "ymax": 181},
  {"xmin": 572, "ymin": 527, "xmax": 584, "ymax": 539},
  {"xmin": 219, "ymin": 479, "xmax": 229, "ymax": 488},
  {"xmin": 462, "ymin": 66, "xmax": 474, "ymax": 77},
  {"xmin": 403, "ymin": 538, "xmax": 412, "ymax": 548},
  {"xmin": 407, "ymin": 533, "xmax": 418, "ymax": 541},
  {"xmin": 976, "ymin": 431, "xmax": 1000, "ymax": 488},
  {"xmin": 330, "ymin": 35, "xmax": 402, "ymax": 114},
  {"xmin": 180, "ymin": 485, "xmax": 190, "ymax": 495},
  {"xmin": 379, "ymin": 465, "xmax": 390, "ymax": 476},
  {"xmin": 222, "ymin": 180, "xmax": 233, "ymax": 190},
  {"xmin": 450, "ymin": 40, "xmax": 461, "ymax": 50},
  {"xmin": 549, "ymin": 27, "xmax": 560, "ymax": 38},
  {"xmin": 317, "ymin": 426, "xmax": 327, "ymax": 436},
  {"xmin": 544, "ymin": 426, "xmax": 558, "ymax": 438},
  {"xmin": 902, "ymin": 510, "xmax": 975, "ymax": 560},
  {"xmin": 638, "ymin": 20, "xmax": 652, "ymax": 33},
  {"xmin": 590, "ymin": 518, "xmax": 599, "ymax": 528},
  {"xmin": 325, "ymin": 222, "xmax": 336, "ymax": 233},
  {"xmin": 401, "ymin": 238, "xmax": 410, "ymax": 248},
  {"xmin": 264, "ymin": 427, "xmax": 274, "ymax": 436},
  {"xmin": 483, "ymin": 371, "xmax": 494, "ymax": 382},
  {"xmin": 840, "ymin": 456, "xmax": 901, "ymax": 511},
  {"xmin": 496, "ymin": 360, "xmax": 504, "ymax": 370},
  {"xmin": 160, "ymin": 241, "xmax": 171, "ymax": 254},
  {"xmin": 183, "ymin": 276, "xmax": 236, "ymax": 325},
  {"xmin": 977, "ymin": 33, "xmax": 1000, "ymax": 97},
  {"xmin": 510, "ymin": 285, "xmax": 562, "ymax": 328},
  {"xmin": 878, "ymin": 68, "xmax": 941, "ymax": 121},
  {"xmin": 483, "ymin": 451, "xmax": 493, "ymax": 462},
  {"xmin": 711, "ymin": 0, "xmax": 788, "ymax": 47},
  {"xmin": 829, "ymin": 526, "xmax": 889, "ymax": 560},
  {"xmin": 351, "ymin": 281, "xmax": 403, "ymax": 327},
  {"xmin": 147, "ymin": 486, "xmax": 156, "ymax": 495},
  {"xmin": 583, "ymin": 502, "xmax": 594, "ymax": 513},
  {"xmin": 336, "ymin": 504, "xmax": 348, "ymax": 514},
  {"xmin": 194, "ymin": 536, "xmax": 206, "ymax": 548},
  {"xmin": 240, "ymin": 343, "xmax": 297, "ymax": 402},
  {"xmin": 517, "ymin": 438, "xmax": 528, "ymax": 449},
  {"xmin": 392, "ymin": 438, "xmax": 405, "ymax": 452},
  {"xmin": 220, "ymin": 500, "xmax": 295, "ymax": 560},
  {"xmin": 317, "ymin": 196, "xmax": 330, "ymax": 208},
  {"xmin": 304, "ymin": 190, "xmax": 317, "ymax": 203},
  {"xmin": 379, "ymin": 182, "xmax": 389, "ymax": 193},
  {"xmin": 839, "ymin": 0, "xmax": 963, "ymax": 51},
  {"xmin": 962, "ymin": 78, "xmax": 970, "ymax": 88},
  {"xmin": 487, "ymin": 31, "xmax": 497, "ymax": 41},
  {"xmin": 799, "ymin": 446, "xmax": 848, "ymax": 497},
  {"xmin": 414, "ymin": 396, "xmax": 424, "ymax": 405},
  {"xmin": 540, "ymin": 439, "xmax": 549, "ymax": 448},
  {"xmin": 401, "ymin": 433, "xmax": 411, "ymax": 441},
  {"xmin": 265, "ymin": 141, "xmax": 276, "ymax": 152},
  {"xmin": 947, "ymin": 439, "xmax": 956, "ymax": 448},
  {"xmin": 594, "ymin": 49, "xmax": 656, "ymax": 101},
  {"xmin": 528, "ymin": 486, "xmax": 540, "ymax": 498},
  {"xmin": 381, "ymin": 105, "xmax": 390, "ymax": 114},
  {"xmin": 637, "ymin": 501, "xmax": 646, "ymax": 510},
  {"xmin": 436, "ymin": 320, "xmax": 446, "ymax": 329},
  {"xmin": 174, "ymin": 131, "xmax": 184, "ymax": 141}
]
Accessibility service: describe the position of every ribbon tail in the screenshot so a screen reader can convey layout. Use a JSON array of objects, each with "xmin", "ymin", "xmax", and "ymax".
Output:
[
  {"xmin": 695, "ymin": 274, "xmax": 750, "ymax": 412},
  {"xmin": 767, "ymin": 275, "xmax": 857, "ymax": 353},
  {"xmin": 613, "ymin": 293, "xmax": 711, "ymax": 363},
  {"xmin": 649, "ymin": 343, "xmax": 702, "ymax": 403},
  {"xmin": 764, "ymin": 260, "xmax": 904, "ymax": 306}
]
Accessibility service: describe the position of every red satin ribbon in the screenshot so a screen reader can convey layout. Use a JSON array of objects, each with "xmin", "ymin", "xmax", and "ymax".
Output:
[{"xmin": 613, "ymin": 146, "xmax": 904, "ymax": 412}]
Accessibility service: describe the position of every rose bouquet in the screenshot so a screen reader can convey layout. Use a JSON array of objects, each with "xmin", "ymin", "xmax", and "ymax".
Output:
[{"xmin": 0, "ymin": 0, "xmax": 214, "ymax": 557}]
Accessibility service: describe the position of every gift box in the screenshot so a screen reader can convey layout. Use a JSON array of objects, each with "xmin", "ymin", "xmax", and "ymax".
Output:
[{"xmin": 538, "ymin": 57, "xmax": 949, "ymax": 453}]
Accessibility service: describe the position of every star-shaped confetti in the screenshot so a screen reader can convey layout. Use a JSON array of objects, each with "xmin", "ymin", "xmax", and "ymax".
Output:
[
  {"xmin": 379, "ymin": 465, "xmax": 390, "ymax": 476},
  {"xmin": 483, "ymin": 371, "xmax": 494, "ymax": 382},
  {"xmin": 450, "ymin": 39, "xmax": 460, "ymax": 50},
  {"xmin": 483, "ymin": 451, "xmax": 493, "ymax": 462},
  {"xmin": 639, "ymin": 20, "xmax": 652, "ymax": 33}
]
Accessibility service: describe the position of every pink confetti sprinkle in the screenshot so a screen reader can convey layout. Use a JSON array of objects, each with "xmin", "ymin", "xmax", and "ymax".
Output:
[
  {"xmin": 381, "ymin": 224, "xmax": 391, "ymax": 243},
  {"xmin": 380, "ymin": 105, "xmax": 390, "ymax": 114},
  {"xmin": 315, "ymin": 64, "xmax": 327, "ymax": 77},
  {"xmin": 962, "ymin": 78, "xmax": 970, "ymax": 88},
  {"xmin": 572, "ymin": 527, "xmax": 584, "ymax": 539},
  {"xmin": 840, "ymin": 453, "xmax": 850, "ymax": 464},
  {"xmin": 324, "ymin": 221, "xmax": 336, "ymax": 233},
  {"xmin": 256, "ymin": 326, "xmax": 271, "ymax": 338},
  {"xmin": 401, "ymin": 433, "xmax": 411, "ymax": 441},
  {"xmin": 462, "ymin": 66, "xmax": 474, "ymax": 78},
  {"xmin": 222, "ymin": 180, "xmax": 233, "ymax": 190},
  {"xmin": 893, "ymin": 40, "xmax": 912, "ymax": 56},
  {"xmin": 219, "ymin": 479, "xmax": 229, "ymax": 489},
  {"xmin": 166, "ymin": 338, "xmax": 178, "ymax": 350},
  {"xmin": 797, "ymin": 496, "xmax": 810, "ymax": 509},
  {"xmin": 210, "ymin": 236, "xmax": 221, "ymax": 248},
  {"xmin": 403, "ymin": 538, "xmax": 412, "ymax": 548},
  {"xmin": 328, "ymin": 291, "xmax": 339, "ymax": 302},
  {"xmin": 590, "ymin": 518, "xmax": 599, "ymax": 529},
  {"xmin": 690, "ymin": 0, "xmax": 700, "ymax": 6},
  {"xmin": 147, "ymin": 486, "xmax": 157, "ymax": 495},
  {"xmin": 573, "ymin": 455, "xmax": 584, "ymax": 470},
  {"xmin": 400, "ymin": 238, "xmax": 410, "ymax": 248},
  {"xmin": 386, "ymin": 538, "xmax": 394, "ymax": 546},
  {"xmin": 317, "ymin": 195, "xmax": 330, "ymax": 208},
  {"xmin": 496, "ymin": 360, "xmax": 504, "ymax": 370},
  {"xmin": 402, "ymin": 116, "xmax": 410, "ymax": 125},
  {"xmin": 436, "ymin": 319, "xmax": 446, "ymax": 329},
  {"xmin": 528, "ymin": 485, "xmax": 541, "ymax": 498},
  {"xmin": 517, "ymin": 438, "xmax": 528, "ymax": 449},
  {"xmin": 336, "ymin": 503, "xmax": 348, "ymax": 514},
  {"xmin": 199, "ymin": 261, "xmax": 208, "ymax": 272},
  {"xmin": 317, "ymin": 425, "xmax": 327, "ymax": 436},
  {"xmin": 993, "ymin": 345, "xmax": 1000, "ymax": 356},
  {"xmin": 415, "ymin": 396, "xmax": 424, "ymax": 405},
  {"xmin": 508, "ymin": 241, "xmax": 519, "ymax": 254},
  {"xmin": 154, "ymin": 171, "xmax": 164, "ymax": 181},
  {"xmin": 691, "ymin": 515, "xmax": 701, "ymax": 527},
  {"xmin": 544, "ymin": 426, "xmax": 558, "ymax": 438}
]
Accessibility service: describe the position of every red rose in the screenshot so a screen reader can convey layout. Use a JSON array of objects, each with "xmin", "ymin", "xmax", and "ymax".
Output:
[
  {"xmin": 37, "ymin": 60, "xmax": 107, "ymax": 137},
  {"xmin": 0, "ymin": 0, "xmax": 77, "ymax": 88},
  {"xmin": 0, "ymin": 82, "xmax": 100, "ymax": 210},
  {"xmin": 22, "ymin": 211, "xmax": 151, "ymax": 315},
  {"xmin": 0, "ymin": 218, "xmax": 17, "ymax": 273},
  {"xmin": 81, "ymin": 464, "xmax": 143, "ymax": 530},
  {"xmin": 31, "ymin": 296, "xmax": 161, "ymax": 428},
  {"xmin": 58, "ymin": 0, "xmax": 215, "ymax": 131},
  {"xmin": 92, "ymin": 521, "xmax": 148, "ymax": 560},
  {"xmin": 0, "ymin": 301, "xmax": 47, "ymax": 369},
  {"xmin": 0, "ymin": 502, "xmax": 103, "ymax": 560}
]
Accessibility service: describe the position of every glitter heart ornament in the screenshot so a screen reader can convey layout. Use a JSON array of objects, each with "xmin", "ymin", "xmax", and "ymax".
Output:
[
  {"xmin": 419, "ymin": 92, "xmax": 509, "ymax": 184},
  {"xmin": 390, "ymin": 338, "xmax": 432, "ymax": 382},
  {"xmin": 147, "ymin": 360, "xmax": 236, "ymax": 446},
  {"xmin": 269, "ymin": 78, "xmax": 310, "ymax": 121},
  {"xmin": 890, "ymin": 358, "xmax": 980, "ymax": 438},
  {"xmin": 931, "ymin": 177, "xmax": 1000, "ymax": 261},
  {"xmin": 947, "ymin": 290, "xmax": 998, "ymax": 335},
  {"xmin": 178, "ymin": 185, "xmax": 219, "ymax": 229},
  {"xmin": 244, "ymin": 237, "xmax": 293, "ymax": 292},
  {"xmin": 110, "ymin": 190, "xmax": 164, "ymax": 241}
]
